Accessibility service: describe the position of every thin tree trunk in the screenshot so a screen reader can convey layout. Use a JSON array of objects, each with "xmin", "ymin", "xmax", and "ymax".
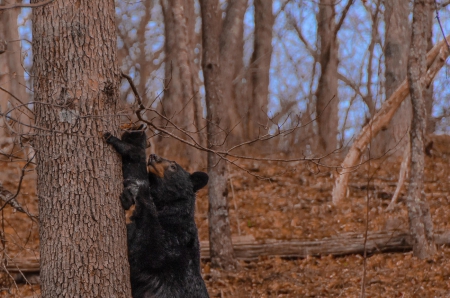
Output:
[
  {"xmin": 424, "ymin": 7, "xmax": 435, "ymax": 134},
  {"xmin": 220, "ymin": 0, "xmax": 247, "ymax": 144},
  {"xmin": 406, "ymin": 0, "xmax": 436, "ymax": 259},
  {"xmin": 316, "ymin": 0, "xmax": 339, "ymax": 154},
  {"xmin": 32, "ymin": 0, "xmax": 131, "ymax": 296},
  {"xmin": 247, "ymin": 0, "xmax": 273, "ymax": 140},
  {"xmin": 200, "ymin": 0, "xmax": 236, "ymax": 269},
  {"xmin": 373, "ymin": 0, "xmax": 410, "ymax": 157},
  {"xmin": 136, "ymin": 2, "xmax": 156, "ymax": 104}
]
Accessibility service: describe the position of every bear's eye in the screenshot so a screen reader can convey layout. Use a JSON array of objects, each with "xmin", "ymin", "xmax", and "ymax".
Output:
[{"xmin": 169, "ymin": 164, "xmax": 177, "ymax": 171}]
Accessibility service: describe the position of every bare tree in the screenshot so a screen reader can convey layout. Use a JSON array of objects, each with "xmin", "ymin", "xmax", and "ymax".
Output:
[
  {"xmin": 160, "ymin": 0, "xmax": 204, "ymax": 166},
  {"xmin": 246, "ymin": 0, "xmax": 274, "ymax": 141},
  {"xmin": 405, "ymin": 0, "xmax": 436, "ymax": 259},
  {"xmin": 200, "ymin": 0, "xmax": 236, "ymax": 269},
  {"xmin": 220, "ymin": 0, "xmax": 248, "ymax": 144},
  {"xmin": 372, "ymin": 0, "xmax": 411, "ymax": 157},
  {"xmin": 32, "ymin": 0, "xmax": 131, "ymax": 296},
  {"xmin": 315, "ymin": 0, "xmax": 339, "ymax": 154}
]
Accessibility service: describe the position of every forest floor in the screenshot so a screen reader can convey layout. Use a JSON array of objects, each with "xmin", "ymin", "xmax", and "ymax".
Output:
[{"xmin": 1, "ymin": 143, "xmax": 450, "ymax": 297}]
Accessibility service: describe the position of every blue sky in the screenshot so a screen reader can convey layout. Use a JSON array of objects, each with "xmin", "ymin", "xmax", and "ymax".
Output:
[{"xmin": 15, "ymin": 0, "xmax": 450, "ymax": 142}]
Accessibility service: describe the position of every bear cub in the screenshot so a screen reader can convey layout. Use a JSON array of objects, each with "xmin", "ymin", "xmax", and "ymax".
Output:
[{"xmin": 103, "ymin": 124, "xmax": 147, "ymax": 210}]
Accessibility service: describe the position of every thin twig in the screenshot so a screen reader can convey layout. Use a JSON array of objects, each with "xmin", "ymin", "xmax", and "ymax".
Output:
[{"xmin": 435, "ymin": 0, "xmax": 450, "ymax": 53}]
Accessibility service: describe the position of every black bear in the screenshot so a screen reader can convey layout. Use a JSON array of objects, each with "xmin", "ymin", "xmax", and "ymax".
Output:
[
  {"xmin": 103, "ymin": 124, "xmax": 147, "ymax": 210},
  {"xmin": 104, "ymin": 127, "xmax": 209, "ymax": 298},
  {"xmin": 127, "ymin": 153, "xmax": 209, "ymax": 298}
]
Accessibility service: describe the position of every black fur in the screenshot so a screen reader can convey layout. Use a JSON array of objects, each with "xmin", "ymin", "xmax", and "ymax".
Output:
[
  {"xmin": 103, "ymin": 124, "xmax": 147, "ymax": 210},
  {"xmin": 128, "ymin": 154, "xmax": 209, "ymax": 298},
  {"xmin": 104, "ymin": 129, "xmax": 209, "ymax": 298}
]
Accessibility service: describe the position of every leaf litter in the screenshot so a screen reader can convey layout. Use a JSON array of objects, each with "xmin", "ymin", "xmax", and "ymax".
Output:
[{"xmin": 1, "ymin": 151, "xmax": 450, "ymax": 297}]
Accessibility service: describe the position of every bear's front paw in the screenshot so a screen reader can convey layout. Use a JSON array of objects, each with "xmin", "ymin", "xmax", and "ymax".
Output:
[{"xmin": 103, "ymin": 132, "xmax": 112, "ymax": 142}]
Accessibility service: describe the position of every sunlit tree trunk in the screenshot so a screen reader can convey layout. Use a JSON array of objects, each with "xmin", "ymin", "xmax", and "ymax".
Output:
[
  {"xmin": 406, "ymin": 0, "xmax": 436, "ymax": 259},
  {"xmin": 316, "ymin": 0, "xmax": 339, "ymax": 154},
  {"xmin": 32, "ymin": 0, "xmax": 131, "ymax": 296},
  {"xmin": 200, "ymin": 0, "xmax": 236, "ymax": 269}
]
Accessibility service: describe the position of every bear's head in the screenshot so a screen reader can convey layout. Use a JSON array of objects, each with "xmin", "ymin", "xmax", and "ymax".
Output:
[
  {"xmin": 120, "ymin": 123, "xmax": 147, "ymax": 149},
  {"xmin": 147, "ymin": 154, "xmax": 208, "ymax": 209}
]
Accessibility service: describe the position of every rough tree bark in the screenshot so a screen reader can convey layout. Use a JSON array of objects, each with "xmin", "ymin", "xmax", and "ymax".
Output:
[
  {"xmin": 0, "ymin": 2, "xmax": 28, "ymax": 150},
  {"xmin": 316, "ymin": 0, "xmax": 339, "ymax": 154},
  {"xmin": 373, "ymin": 0, "xmax": 410, "ymax": 157},
  {"xmin": 32, "ymin": 0, "xmax": 131, "ymax": 296},
  {"xmin": 200, "ymin": 0, "xmax": 236, "ymax": 269},
  {"xmin": 246, "ymin": 0, "xmax": 273, "ymax": 141},
  {"xmin": 405, "ymin": 0, "xmax": 436, "ymax": 259},
  {"xmin": 332, "ymin": 34, "xmax": 450, "ymax": 205}
]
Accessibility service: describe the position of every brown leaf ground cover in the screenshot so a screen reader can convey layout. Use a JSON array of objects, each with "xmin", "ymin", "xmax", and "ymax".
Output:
[{"xmin": 1, "ymin": 148, "xmax": 450, "ymax": 297}]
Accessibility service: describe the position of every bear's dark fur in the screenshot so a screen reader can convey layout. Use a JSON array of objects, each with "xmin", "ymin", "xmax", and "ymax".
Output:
[
  {"xmin": 127, "ymin": 154, "xmax": 209, "ymax": 298},
  {"xmin": 104, "ymin": 128, "xmax": 209, "ymax": 298},
  {"xmin": 103, "ymin": 124, "xmax": 147, "ymax": 210}
]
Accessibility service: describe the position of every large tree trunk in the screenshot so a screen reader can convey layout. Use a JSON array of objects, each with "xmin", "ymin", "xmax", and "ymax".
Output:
[
  {"xmin": 32, "ymin": 0, "xmax": 132, "ymax": 296},
  {"xmin": 0, "ymin": 2, "xmax": 28, "ymax": 152},
  {"xmin": 372, "ymin": 0, "xmax": 411, "ymax": 157},
  {"xmin": 406, "ymin": 0, "xmax": 436, "ymax": 259},
  {"xmin": 200, "ymin": 0, "xmax": 236, "ymax": 270},
  {"xmin": 316, "ymin": 0, "xmax": 339, "ymax": 154},
  {"xmin": 246, "ymin": 0, "xmax": 273, "ymax": 141}
]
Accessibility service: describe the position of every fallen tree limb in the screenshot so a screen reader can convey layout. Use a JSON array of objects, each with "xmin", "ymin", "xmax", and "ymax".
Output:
[
  {"xmin": 332, "ymin": 34, "xmax": 450, "ymax": 204},
  {"xmin": 4, "ymin": 230, "xmax": 450, "ymax": 273}
]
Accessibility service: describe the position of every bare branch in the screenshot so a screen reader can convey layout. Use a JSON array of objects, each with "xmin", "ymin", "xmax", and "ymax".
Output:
[
  {"xmin": 335, "ymin": 0, "xmax": 355, "ymax": 36},
  {"xmin": 434, "ymin": 0, "xmax": 450, "ymax": 53},
  {"xmin": 0, "ymin": 86, "xmax": 35, "ymax": 116},
  {"xmin": 0, "ymin": 0, "xmax": 54, "ymax": 10}
]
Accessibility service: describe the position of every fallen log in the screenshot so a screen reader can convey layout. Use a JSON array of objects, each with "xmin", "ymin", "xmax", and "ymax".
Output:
[
  {"xmin": 4, "ymin": 230, "xmax": 450, "ymax": 273},
  {"xmin": 200, "ymin": 230, "xmax": 450, "ymax": 260}
]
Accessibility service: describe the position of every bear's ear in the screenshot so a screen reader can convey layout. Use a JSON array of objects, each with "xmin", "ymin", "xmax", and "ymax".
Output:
[{"xmin": 190, "ymin": 172, "xmax": 209, "ymax": 192}]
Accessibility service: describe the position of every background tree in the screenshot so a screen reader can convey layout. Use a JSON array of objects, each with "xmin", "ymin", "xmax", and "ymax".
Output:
[
  {"xmin": 245, "ymin": 0, "xmax": 274, "ymax": 141},
  {"xmin": 315, "ymin": 0, "xmax": 340, "ymax": 154},
  {"xmin": 200, "ymin": 0, "xmax": 236, "ymax": 270},
  {"xmin": 32, "ymin": 0, "xmax": 131, "ymax": 296},
  {"xmin": 0, "ymin": 1, "xmax": 29, "ymax": 154},
  {"xmin": 405, "ymin": 0, "xmax": 436, "ymax": 259},
  {"xmin": 160, "ymin": 0, "xmax": 204, "ymax": 166},
  {"xmin": 372, "ymin": 0, "xmax": 411, "ymax": 157}
]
